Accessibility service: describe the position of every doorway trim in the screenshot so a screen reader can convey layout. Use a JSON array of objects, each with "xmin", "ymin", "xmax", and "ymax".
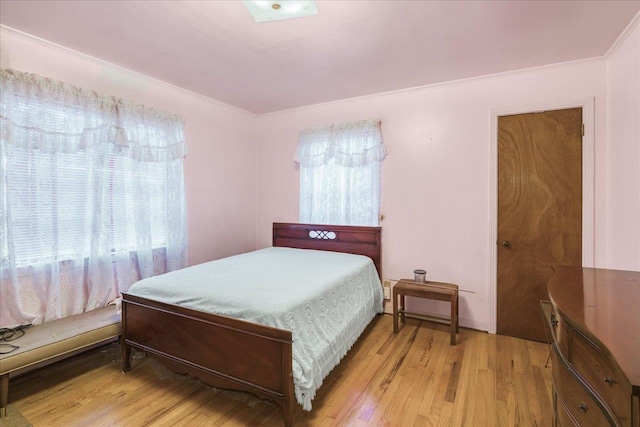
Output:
[{"xmin": 488, "ymin": 98, "xmax": 595, "ymax": 334}]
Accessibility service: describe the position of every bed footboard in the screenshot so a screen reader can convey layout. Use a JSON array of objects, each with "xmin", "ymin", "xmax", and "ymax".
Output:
[{"xmin": 121, "ymin": 293, "xmax": 294, "ymax": 426}]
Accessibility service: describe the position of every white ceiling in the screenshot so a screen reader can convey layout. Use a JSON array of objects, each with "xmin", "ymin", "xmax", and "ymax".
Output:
[{"xmin": 1, "ymin": 1, "xmax": 638, "ymax": 114}]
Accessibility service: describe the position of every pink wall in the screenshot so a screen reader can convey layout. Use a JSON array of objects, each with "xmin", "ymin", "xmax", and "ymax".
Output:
[
  {"xmin": 606, "ymin": 21, "xmax": 640, "ymax": 271},
  {"xmin": 256, "ymin": 60, "xmax": 610, "ymax": 330},
  {"xmin": 0, "ymin": 28, "xmax": 258, "ymax": 266}
]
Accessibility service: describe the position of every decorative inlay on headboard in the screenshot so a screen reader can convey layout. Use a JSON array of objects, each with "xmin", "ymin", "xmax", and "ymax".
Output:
[{"xmin": 308, "ymin": 230, "xmax": 337, "ymax": 240}]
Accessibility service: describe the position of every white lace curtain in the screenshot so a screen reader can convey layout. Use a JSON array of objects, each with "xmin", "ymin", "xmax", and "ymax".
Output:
[
  {"xmin": 295, "ymin": 119, "xmax": 386, "ymax": 226},
  {"xmin": 0, "ymin": 69, "xmax": 188, "ymax": 328}
]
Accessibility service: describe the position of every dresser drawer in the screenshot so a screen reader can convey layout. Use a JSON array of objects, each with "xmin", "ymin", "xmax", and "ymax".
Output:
[
  {"xmin": 546, "ymin": 303, "xmax": 570, "ymax": 357},
  {"xmin": 571, "ymin": 329, "xmax": 633, "ymax": 427},
  {"xmin": 553, "ymin": 346, "xmax": 613, "ymax": 427},
  {"xmin": 555, "ymin": 386, "xmax": 579, "ymax": 427}
]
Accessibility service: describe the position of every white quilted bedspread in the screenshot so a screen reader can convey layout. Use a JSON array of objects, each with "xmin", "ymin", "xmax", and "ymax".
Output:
[{"xmin": 127, "ymin": 247, "xmax": 384, "ymax": 410}]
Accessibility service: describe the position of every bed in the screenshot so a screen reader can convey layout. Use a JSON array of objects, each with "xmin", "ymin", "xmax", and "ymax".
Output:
[{"xmin": 121, "ymin": 222, "xmax": 382, "ymax": 426}]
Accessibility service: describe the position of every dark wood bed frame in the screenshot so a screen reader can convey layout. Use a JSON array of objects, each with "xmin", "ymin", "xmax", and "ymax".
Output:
[{"xmin": 121, "ymin": 222, "xmax": 382, "ymax": 426}]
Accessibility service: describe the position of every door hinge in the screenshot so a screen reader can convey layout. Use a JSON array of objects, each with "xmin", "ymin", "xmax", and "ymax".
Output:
[{"xmin": 581, "ymin": 123, "xmax": 584, "ymax": 136}]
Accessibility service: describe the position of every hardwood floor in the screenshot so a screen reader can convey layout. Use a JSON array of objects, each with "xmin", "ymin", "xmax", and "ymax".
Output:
[{"xmin": 7, "ymin": 314, "xmax": 553, "ymax": 426}]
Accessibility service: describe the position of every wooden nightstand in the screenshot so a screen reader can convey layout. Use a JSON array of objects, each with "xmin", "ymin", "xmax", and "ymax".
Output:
[{"xmin": 393, "ymin": 279, "xmax": 459, "ymax": 345}]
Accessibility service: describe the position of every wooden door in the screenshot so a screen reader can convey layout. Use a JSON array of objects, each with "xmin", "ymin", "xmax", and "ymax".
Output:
[{"xmin": 497, "ymin": 108, "xmax": 582, "ymax": 342}]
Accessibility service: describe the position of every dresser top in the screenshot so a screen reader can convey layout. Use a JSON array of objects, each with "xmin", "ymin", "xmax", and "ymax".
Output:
[{"xmin": 548, "ymin": 266, "xmax": 640, "ymax": 390}]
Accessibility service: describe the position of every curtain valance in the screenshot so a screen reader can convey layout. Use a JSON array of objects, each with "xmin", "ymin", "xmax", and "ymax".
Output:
[
  {"xmin": 1, "ymin": 69, "xmax": 186, "ymax": 162},
  {"xmin": 295, "ymin": 119, "xmax": 387, "ymax": 167}
]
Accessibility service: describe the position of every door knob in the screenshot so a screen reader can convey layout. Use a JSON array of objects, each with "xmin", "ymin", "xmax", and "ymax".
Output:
[{"xmin": 501, "ymin": 241, "xmax": 510, "ymax": 248}]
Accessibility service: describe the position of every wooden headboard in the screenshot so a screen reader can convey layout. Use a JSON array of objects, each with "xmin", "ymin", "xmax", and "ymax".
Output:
[{"xmin": 272, "ymin": 222, "xmax": 382, "ymax": 279}]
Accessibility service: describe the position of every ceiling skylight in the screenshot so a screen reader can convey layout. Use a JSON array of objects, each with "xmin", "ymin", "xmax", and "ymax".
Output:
[{"xmin": 243, "ymin": 1, "xmax": 318, "ymax": 23}]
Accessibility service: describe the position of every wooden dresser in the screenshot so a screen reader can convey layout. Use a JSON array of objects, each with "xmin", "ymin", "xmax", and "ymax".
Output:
[{"xmin": 543, "ymin": 266, "xmax": 640, "ymax": 427}]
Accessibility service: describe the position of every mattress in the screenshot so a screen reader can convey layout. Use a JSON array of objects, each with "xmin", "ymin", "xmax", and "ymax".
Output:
[{"xmin": 127, "ymin": 246, "xmax": 384, "ymax": 410}]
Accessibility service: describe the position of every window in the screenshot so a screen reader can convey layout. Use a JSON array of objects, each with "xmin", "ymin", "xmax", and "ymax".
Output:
[
  {"xmin": 1, "ymin": 69, "xmax": 187, "ymax": 327},
  {"xmin": 2, "ymin": 126, "xmax": 171, "ymax": 266},
  {"xmin": 295, "ymin": 119, "xmax": 387, "ymax": 226}
]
